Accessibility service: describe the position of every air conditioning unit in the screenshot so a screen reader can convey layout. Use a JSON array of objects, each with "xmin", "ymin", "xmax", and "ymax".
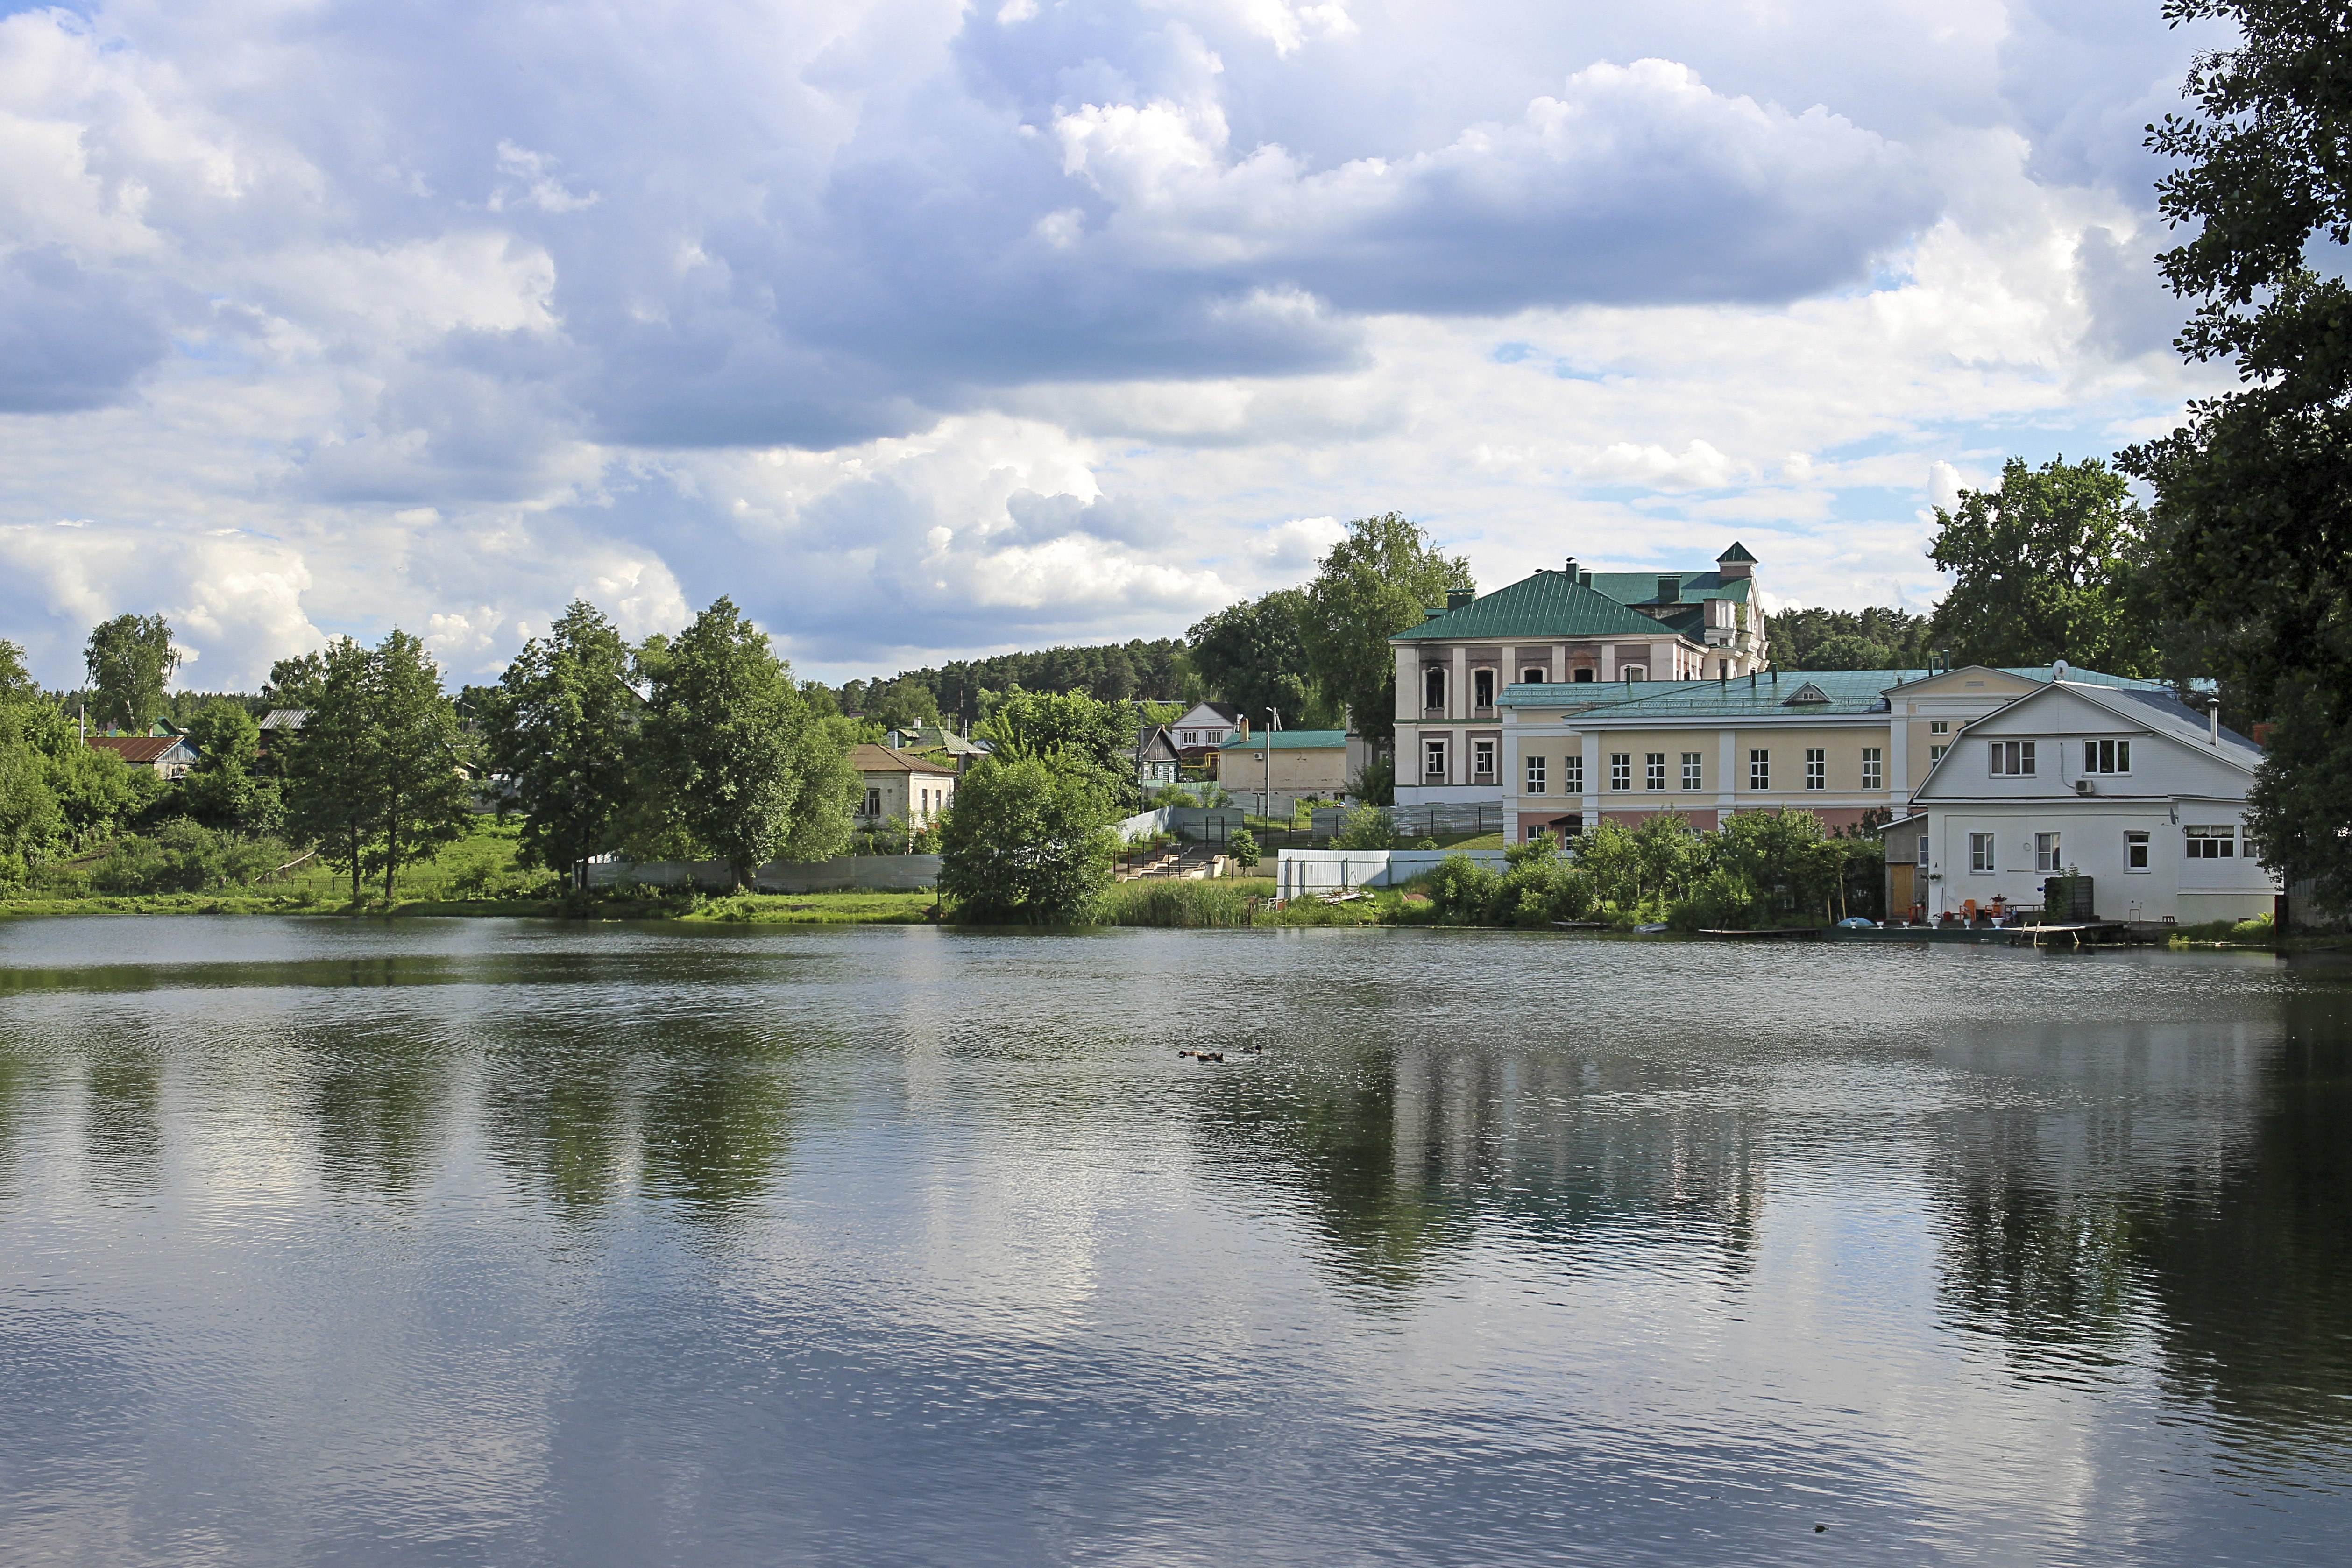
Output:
[{"xmin": 2074, "ymin": 778, "xmax": 2096, "ymax": 796}]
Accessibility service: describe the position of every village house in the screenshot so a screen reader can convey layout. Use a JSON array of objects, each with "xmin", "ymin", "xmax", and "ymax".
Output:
[
  {"xmin": 1886, "ymin": 677, "xmax": 2275, "ymax": 925},
  {"xmin": 1133, "ymin": 724, "xmax": 1182, "ymax": 789},
  {"xmin": 852, "ymin": 742, "xmax": 958, "ymax": 827},
  {"xmin": 86, "ymin": 734, "xmax": 199, "ymax": 780},
  {"xmin": 1495, "ymin": 662, "xmax": 2180, "ymax": 842},
  {"xmin": 1213, "ymin": 728, "xmax": 1352, "ymax": 795},
  {"xmin": 1390, "ymin": 544, "xmax": 1768, "ymax": 805}
]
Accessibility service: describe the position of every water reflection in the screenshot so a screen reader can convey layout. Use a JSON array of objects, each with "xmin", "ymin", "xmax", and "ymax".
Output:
[
  {"xmin": 1, "ymin": 921, "xmax": 2349, "ymax": 1562},
  {"xmin": 83, "ymin": 1045, "xmax": 166, "ymax": 1197}
]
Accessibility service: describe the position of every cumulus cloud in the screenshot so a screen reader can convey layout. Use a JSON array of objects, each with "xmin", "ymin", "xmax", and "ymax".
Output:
[{"xmin": 0, "ymin": 0, "xmax": 2232, "ymax": 683}]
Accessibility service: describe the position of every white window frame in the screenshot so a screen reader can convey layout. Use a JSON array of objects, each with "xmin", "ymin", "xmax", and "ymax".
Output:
[
  {"xmin": 1990, "ymin": 740, "xmax": 2037, "ymax": 776},
  {"xmin": 2125, "ymin": 830, "xmax": 2151, "ymax": 871},
  {"xmin": 1861, "ymin": 748, "xmax": 1883, "ymax": 790},
  {"xmin": 1749, "ymin": 749, "xmax": 1770, "ymax": 790},
  {"xmin": 1563, "ymin": 754, "xmax": 1583, "ymax": 795},
  {"xmin": 1681, "ymin": 752, "xmax": 1703, "ymax": 791},
  {"xmin": 1609, "ymin": 752, "xmax": 1632, "ymax": 791},
  {"xmin": 1804, "ymin": 748, "xmax": 1826, "ymax": 791},
  {"xmin": 1929, "ymin": 743, "xmax": 1949, "ymax": 766},
  {"xmin": 1645, "ymin": 752, "xmax": 1666, "ymax": 791},
  {"xmin": 1526, "ymin": 755, "xmax": 1547, "ymax": 795},
  {"xmin": 1969, "ymin": 832, "xmax": 1994, "ymax": 873},
  {"xmin": 2184, "ymin": 825, "xmax": 2237, "ymax": 859},
  {"xmin": 2035, "ymin": 832, "xmax": 2062, "ymax": 872},
  {"xmin": 1472, "ymin": 738, "xmax": 1496, "ymax": 779},
  {"xmin": 1424, "ymin": 737, "xmax": 1448, "ymax": 778},
  {"xmin": 1929, "ymin": 720, "xmax": 1950, "ymax": 736}
]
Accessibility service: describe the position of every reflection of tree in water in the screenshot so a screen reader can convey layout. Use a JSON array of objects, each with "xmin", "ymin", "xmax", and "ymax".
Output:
[
  {"xmin": 1931, "ymin": 995, "xmax": 2352, "ymax": 1461},
  {"xmin": 636, "ymin": 1024, "xmax": 804, "ymax": 1219},
  {"xmin": 479, "ymin": 1024, "xmax": 633, "ymax": 1214},
  {"xmin": 2135, "ymin": 1005, "xmax": 2352, "ymax": 1462},
  {"xmin": 0, "ymin": 1053, "xmax": 34, "ymax": 1197},
  {"xmin": 307, "ymin": 1024, "xmax": 454, "ymax": 1199},
  {"xmin": 1200, "ymin": 1042, "xmax": 1767, "ymax": 1304},
  {"xmin": 83, "ymin": 1045, "xmax": 167, "ymax": 1196}
]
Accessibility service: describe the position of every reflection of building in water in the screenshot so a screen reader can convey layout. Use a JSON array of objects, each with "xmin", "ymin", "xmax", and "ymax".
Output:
[
  {"xmin": 1927, "ymin": 998, "xmax": 2352, "ymax": 1458},
  {"xmin": 1197, "ymin": 1043, "xmax": 1768, "ymax": 1300}
]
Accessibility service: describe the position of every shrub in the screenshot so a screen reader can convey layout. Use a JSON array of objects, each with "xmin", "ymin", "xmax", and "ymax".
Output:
[
  {"xmin": 1331, "ymin": 804, "xmax": 1397, "ymax": 850},
  {"xmin": 1154, "ymin": 785, "xmax": 1201, "ymax": 809},
  {"xmin": 1424, "ymin": 852, "xmax": 1501, "ymax": 922},
  {"xmin": 1229, "ymin": 829, "xmax": 1261, "ymax": 870},
  {"xmin": 1671, "ymin": 867, "xmax": 1764, "ymax": 931},
  {"xmin": 90, "ymin": 821, "xmax": 289, "ymax": 895}
]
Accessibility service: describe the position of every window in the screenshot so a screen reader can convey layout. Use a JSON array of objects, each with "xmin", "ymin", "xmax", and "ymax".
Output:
[
  {"xmin": 1621, "ymin": 664, "xmax": 1648, "ymax": 682},
  {"xmin": 1969, "ymin": 832, "xmax": 1994, "ymax": 872},
  {"xmin": 2184, "ymin": 825, "xmax": 2237, "ymax": 858},
  {"xmin": 2083, "ymin": 738, "xmax": 2132, "ymax": 774},
  {"xmin": 1862, "ymin": 748, "xmax": 1883, "ymax": 790},
  {"xmin": 1522, "ymin": 666, "xmax": 1547, "ymax": 685},
  {"xmin": 1526, "ymin": 755, "xmax": 1547, "ymax": 794},
  {"xmin": 1563, "ymin": 753, "xmax": 1584, "ymax": 794},
  {"xmin": 1473, "ymin": 738, "xmax": 1496, "ymax": 779},
  {"xmin": 864, "ymin": 787, "xmax": 883, "ymax": 818},
  {"xmin": 1929, "ymin": 720, "xmax": 1950, "ymax": 736},
  {"xmin": 1424, "ymin": 737, "xmax": 1448, "ymax": 779},
  {"xmin": 1525, "ymin": 824, "xmax": 1549, "ymax": 843},
  {"xmin": 1989, "ymin": 740, "xmax": 2036, "ymax": 776},
  {"xmin": 1805, "ymin": 748, "xmax": 1826, "ymax": 791},
  {"xmin": 1917, "ymin": 834, "xmax": 1930, "ymax": 866},
  {"xmin": 1681, "ymin": 752, "xmax": 1703, "ymax": 791},
  {"xmin": 1573, "ymin": 668, "xmax": 1595, "ymax": 683},
  {"xmin": 1749, "ymin": 749, "xmax": 1770, "ymax": 790},
  {"xmin": 2126, "ymin": 831, "xmax": 2151, "ymax": 871},
  {"xmin": 1610, "ymin": 753, "xmax": 1632, "ymax": 791},
  {"xmin": 1474, "ymin": 669, "xmax": 1496, "ymax": 709},
  {"xmin": 1424, "ymin": 666, "xmax": 1446, "ymax": 710},
  {"xmin": 1930, "ymin": 744, "xmax": 1949, "ymax": 765},
  {"xmin": 2035, "ymin": 832, "xmax": 2062, "ymax": 872},
  {"xmin": 1645, "ymin": 753, "xmax": 1666, "ymax": 791}
]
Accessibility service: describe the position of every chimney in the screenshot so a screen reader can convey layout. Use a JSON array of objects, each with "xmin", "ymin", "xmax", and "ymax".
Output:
[
  {"xmin": 2208, "ymin": 699, "xmax": 2220, "ymax": 745},
  {"xmin": 1447, "ymin": 588, "xmax": 1475, "ymax": 610},
  {"xmin": 1563, "ymin": 555, "xmax": 1578, "ymax": 578},
  {"xmin": 1656, "ymin": 576, "xmax": 1680, "ymax": 604},
  {"xmin": 1579, "ymin": 570, "xmax": 1593, "ymax": 587}
]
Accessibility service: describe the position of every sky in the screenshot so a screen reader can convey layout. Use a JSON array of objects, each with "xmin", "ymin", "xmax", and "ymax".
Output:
[{"xmin": 0, "ymin": 0, "xmax": 2231, "ymax": 690}]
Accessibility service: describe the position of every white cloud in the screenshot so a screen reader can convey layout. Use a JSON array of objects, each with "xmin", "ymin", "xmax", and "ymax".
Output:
[{"xmin": 0, "ymin": 0, "xmax": 2236, "ymax": 684}]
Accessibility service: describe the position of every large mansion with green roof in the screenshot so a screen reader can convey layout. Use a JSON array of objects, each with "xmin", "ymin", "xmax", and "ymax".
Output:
[{"xmin": 1391, "ymin": 543, "xmax": 1767, "ymax": 805}]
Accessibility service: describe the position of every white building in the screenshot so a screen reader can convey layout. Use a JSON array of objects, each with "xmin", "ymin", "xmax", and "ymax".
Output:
[{"xmin": 1895, "ymin": 677, "xmax": 2276, "ymax": 925}]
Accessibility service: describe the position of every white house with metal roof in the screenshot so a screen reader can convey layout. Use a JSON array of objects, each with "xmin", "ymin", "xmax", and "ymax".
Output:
[
  {"xmin": 1494, "ymin": 662, "xmax": 2182, "ymax": 844},
  {"xmin": 1895, "ymin": 677, "xmax": 2275, "ymax": 925}
]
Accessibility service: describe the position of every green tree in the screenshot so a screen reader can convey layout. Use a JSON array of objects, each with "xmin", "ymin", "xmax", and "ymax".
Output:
[
  {"xmin": 937, "ymin": 751, "xmax": 1118, "ymax": 923},
  {"xmin": 84, "ymin": 614, "xmax": 180, "ymax": 735},
  {"xmin": 978, "ymin": 686, "xmax": 1145, "ymax": 810},
  {"xmin": 1187, "ymin": 589, "xmax": 1329, "ymax": 730},
  {"xmin": 640, "ymin": 597, "xmax": 853, "ymax": 887},
  {"xmin": 1927, "ymin": 457, "xmax": 2157, "ymax": 675},
  {"xmin": 364, "ymin": 630, "xmax": 473, "ymax": 904},
  {"xmin": 283, "ymin": 638, "xmax": 380, "ymax": 904},
  {"xmin": 262, "ymin": 652, "xmax": 328, "ymax": 709},
  {"xmin": 178, "ymin": 699, "xmax": 279, "ymax": 836},
  {"xmin": 2120, "ymin": 0, "xmax": 2352, "ymax": 909},
  {"xmin": 1300, "ymin": 513, "xmax": 1474, "ymax": 745},
  {"xmin": 1766, "ymin": 607, "xmax": 1935, "ymax": 672},
  {"xmin": 484, "ymin": 601, "xmax": 639, "ymax": 889},
  {"xmin": 1330, "ymin": 803, "xmax": 1397, "ymax": 851}
]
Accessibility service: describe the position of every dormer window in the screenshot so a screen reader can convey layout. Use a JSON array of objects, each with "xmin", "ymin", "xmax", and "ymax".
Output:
[{"xmin": 1424, "ymin": 666, "xmax": 1446, "ymax": 710}]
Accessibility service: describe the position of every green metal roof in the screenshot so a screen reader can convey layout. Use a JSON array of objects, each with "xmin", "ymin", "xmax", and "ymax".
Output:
[
  {"xmin": 1218, "ymin": 729, "xmax": 1348, "ymax": 750},
  {"xmin": 1716, "ymin": 541, "xmax": 1757, "ymax": 562},
  {"xmin": 1581, "ymin": 571, "xmax": 1751, "ymax": 608},
  {"xmin": 1393, "ymin": 570, "xmax": 1678, "ymax": 641}
]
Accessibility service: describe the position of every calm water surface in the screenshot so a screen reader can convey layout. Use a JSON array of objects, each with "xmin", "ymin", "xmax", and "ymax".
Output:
[{"xmin": 1, "ymin": 917, "xmax": 2348, "ymax": 1565}]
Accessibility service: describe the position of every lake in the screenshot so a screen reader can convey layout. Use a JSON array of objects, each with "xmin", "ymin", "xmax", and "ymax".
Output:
[{"xmin": 1, "ymin": 917, "xmax": 2347, "ymax": 1565}]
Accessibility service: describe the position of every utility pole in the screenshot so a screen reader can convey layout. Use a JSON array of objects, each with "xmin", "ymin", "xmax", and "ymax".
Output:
[{"xmin": 1264, "ymin": 706, "xmax": 1280, "ymax": 841}]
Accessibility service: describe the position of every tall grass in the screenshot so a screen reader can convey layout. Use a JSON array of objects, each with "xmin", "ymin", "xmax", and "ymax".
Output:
[{"xmin": 1097, "ymin": 879, "xmax": 1257, "ymax": 927}]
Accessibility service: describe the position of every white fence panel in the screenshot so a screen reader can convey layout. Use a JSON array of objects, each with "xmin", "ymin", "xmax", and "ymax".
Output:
[{"xmin": 1273, "ymin": 848, "xmax": 1508, "ymax": 895}]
